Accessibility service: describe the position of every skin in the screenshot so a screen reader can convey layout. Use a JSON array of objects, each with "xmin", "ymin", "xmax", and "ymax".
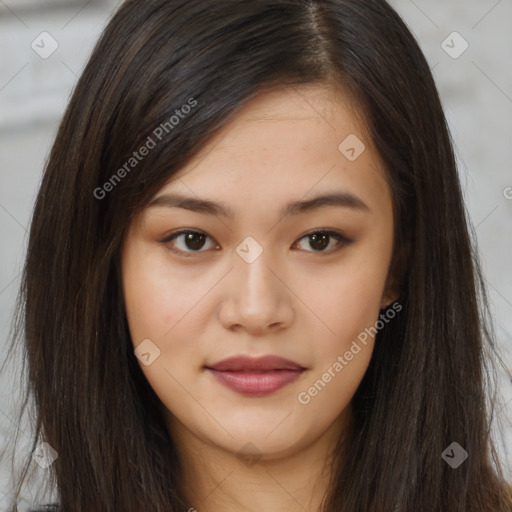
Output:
[{"xmin": 121, "ymin": 83, "xmax": 398, "ymax": 512}]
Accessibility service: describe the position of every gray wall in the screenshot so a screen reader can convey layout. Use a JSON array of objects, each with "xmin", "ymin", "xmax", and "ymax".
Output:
[{"xmin": 0, "ymin": 0, "xmax": 511, "ymax": 508}]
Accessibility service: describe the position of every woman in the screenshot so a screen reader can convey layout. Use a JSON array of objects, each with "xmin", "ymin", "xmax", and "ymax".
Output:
[{"xmin": 2, "ymin": 0, "xmax": 511, "ymax": 510}]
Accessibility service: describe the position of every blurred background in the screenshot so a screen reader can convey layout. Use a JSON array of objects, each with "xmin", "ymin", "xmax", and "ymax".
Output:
[{"xmin": 0, "ymin": 0, "xmax": 511, "ymax": 508}]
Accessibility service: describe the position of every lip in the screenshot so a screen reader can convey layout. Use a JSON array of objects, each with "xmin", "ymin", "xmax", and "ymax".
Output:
[
  {"xmin": 207, "ymin": 355, "xmax": 305, "ymax": 372},
  {"xmin": 205, "ymin": 355, "xmax": 306, "ymax": 396}
]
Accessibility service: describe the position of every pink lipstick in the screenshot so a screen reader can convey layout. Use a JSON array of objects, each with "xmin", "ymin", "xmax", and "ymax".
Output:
[{"xmin": 205, "ymin": 355, "xmax": 306, "ymax": 396}]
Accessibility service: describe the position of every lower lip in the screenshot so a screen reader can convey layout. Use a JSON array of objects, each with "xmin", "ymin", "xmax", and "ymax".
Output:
[{"xmin": 207, "ymin": 368, "xmax": 304, "ymax": 396}]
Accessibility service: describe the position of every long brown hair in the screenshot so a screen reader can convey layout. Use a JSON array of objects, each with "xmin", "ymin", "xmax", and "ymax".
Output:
[{"xmin": 2, "ymin": 0, "xmax": 511, "ymax": 510}]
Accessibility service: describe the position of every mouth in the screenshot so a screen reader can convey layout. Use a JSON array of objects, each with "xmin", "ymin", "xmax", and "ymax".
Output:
[{"xmin": 204, "ymin": 355, "xmax": 307, "ymax": 396}]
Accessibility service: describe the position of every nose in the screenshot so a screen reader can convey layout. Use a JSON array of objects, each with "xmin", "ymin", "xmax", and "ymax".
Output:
[{"xmin": 217, "ymin": 247, "xmax": 295, "ymax": 336}]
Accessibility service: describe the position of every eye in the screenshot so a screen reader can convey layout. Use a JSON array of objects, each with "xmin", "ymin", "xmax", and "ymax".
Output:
[
  {"xmin": 292, "ymin": 230, "xmax": 354, "ymax": 254},
  {"xmin": 160, "ymin": 229, "xmax": 219, "ymax": 257},
  {"xmin": 160, "ymin": 228, "xmax": 354, "ymax": 258}
]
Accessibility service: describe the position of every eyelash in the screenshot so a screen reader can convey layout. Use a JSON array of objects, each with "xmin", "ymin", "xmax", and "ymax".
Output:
[{"xmin": 159, "ymin": 228, "xmax": 354, "ymax": 258}]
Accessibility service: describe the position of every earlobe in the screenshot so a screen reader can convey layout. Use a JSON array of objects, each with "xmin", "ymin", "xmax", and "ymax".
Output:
[{"xmin": 380, "ymin": 294, "xmax": 399, "ymax": 310}]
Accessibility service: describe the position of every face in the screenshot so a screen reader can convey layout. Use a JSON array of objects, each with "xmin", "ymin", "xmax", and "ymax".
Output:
[{"xmin": 121, "ymin": 83, "xmax": 397, "ymax": 462}]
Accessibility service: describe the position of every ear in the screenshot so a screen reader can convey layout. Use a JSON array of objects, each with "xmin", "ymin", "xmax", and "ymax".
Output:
[
  {"xmin": 380, "ymin": 268, "xmax": 400, "ymax": 310},
  {"xmin": 380, "ymin": 286, "xmax": 399, "ymax": 310},
  {"xmin": 380, "ymin": 235, "xmax": 410, "ymax": 310}
]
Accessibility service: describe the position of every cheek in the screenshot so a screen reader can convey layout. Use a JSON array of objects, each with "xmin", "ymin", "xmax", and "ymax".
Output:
[
  {"xmin": 121, "ymin": 242, "xmax": 221, "ymax": 410},
  {"xmin": 121, "ymin": 247, "xmax": 207, "ymax": 416},
  {"xmin": 304, "ymin": 245, "xmax": 392, "ymax": 352},
  {"xmin": 122, "ymin": 246, "xmax": 204, "ymax": 346},
  {"xmin": 294, "ymin": 267, "xmax": 388, "ymax": 422},
  {"xmin": 296, "ymin": 233, "xmax": 393, "ymax": 403}
]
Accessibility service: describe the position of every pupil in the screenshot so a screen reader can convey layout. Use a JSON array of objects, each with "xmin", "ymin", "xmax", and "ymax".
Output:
[
  {"xmin": 185, "ymin": 233, "xmax": 205, "ymax": 250},
  {"xmin": 310, "ymin": 233, "xmax": 329, "ymax": 251}
]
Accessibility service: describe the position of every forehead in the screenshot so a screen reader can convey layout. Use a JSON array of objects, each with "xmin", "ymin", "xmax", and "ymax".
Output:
[
  {"xmin": 180, "ymin": 83, "xmax": 371, "ymax": 164},
  {"xmin": 155, "ymin": 84, "xmax": 389, "ymax": 213}
]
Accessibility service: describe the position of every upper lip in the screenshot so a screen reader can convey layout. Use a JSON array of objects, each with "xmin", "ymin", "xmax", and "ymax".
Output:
[{"xmin": 206, "ymin": 355, "xmax": 305, "ymax": 371}]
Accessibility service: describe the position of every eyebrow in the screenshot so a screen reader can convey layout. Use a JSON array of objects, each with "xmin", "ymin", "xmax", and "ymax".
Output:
[{"xmin": 147, "ymin": 191, "xmax": 370, "ymax": 219}]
